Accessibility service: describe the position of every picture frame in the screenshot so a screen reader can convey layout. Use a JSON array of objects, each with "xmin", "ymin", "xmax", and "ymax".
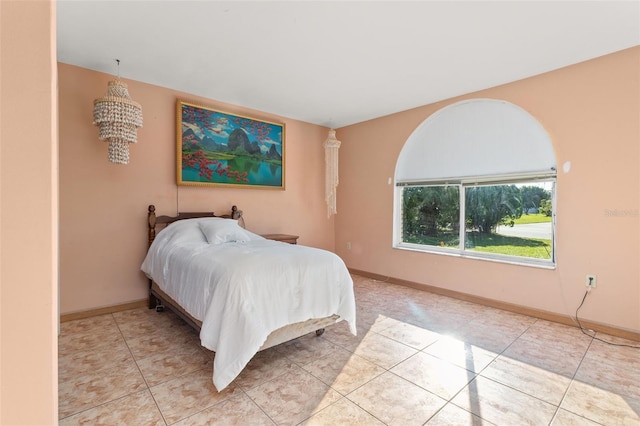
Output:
[{"xmin": 177, "ymin": 100, "xmax": 285, "ymax": 189}]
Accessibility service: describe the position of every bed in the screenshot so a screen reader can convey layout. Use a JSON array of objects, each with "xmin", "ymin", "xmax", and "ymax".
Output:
[{"xmin": 141, "ymin": 205, "xmax": 357, "ymax": 391}]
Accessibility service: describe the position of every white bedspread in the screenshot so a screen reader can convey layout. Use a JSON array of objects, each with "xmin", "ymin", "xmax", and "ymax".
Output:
[{"xmin": 141, "ymin": 219, "xmax": 356, "ymax": 391}]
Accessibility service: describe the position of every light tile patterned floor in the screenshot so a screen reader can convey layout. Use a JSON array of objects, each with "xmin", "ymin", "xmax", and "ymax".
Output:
[{"xmin": 58, "ymin": 274, "xmax": 640, "ymax": 425}]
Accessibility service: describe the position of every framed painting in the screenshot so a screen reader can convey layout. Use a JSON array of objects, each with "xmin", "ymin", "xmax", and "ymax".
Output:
[{"xmin": 177, "ymin": 100, "xmax": 285, "ymax": 189}]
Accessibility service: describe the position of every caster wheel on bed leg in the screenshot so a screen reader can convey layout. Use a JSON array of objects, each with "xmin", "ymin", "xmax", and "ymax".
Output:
[
  {"xmin": 315, "ymin": 328, "xmax": 325, "ymax": 337},
  {"xmin": 155, "ymin": 305, "xmax": 165, "ymax": 312}
]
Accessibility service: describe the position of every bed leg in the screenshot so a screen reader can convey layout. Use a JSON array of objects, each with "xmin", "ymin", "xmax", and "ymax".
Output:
[
  {"xmin": 148, "ymin": 279, "xmax": 155, "ymax": 309},
  {"xmin": 150, "ymin": 294, "xmax": 165, "ymax": 313},
  {"xmin": 148, "ymin": 287, "xmax": 164, "ymax": 312},
  {"xmin": 315, "ymin": 328, "xmax": 325, "ymax": 337}
]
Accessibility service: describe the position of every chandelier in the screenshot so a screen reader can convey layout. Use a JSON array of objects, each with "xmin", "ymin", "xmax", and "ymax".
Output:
[
  {"xmin": 93, "ymin": 60, "xmax": 143, "ymax": 164},
  {"xmin": 324, "ymin": 129, "xmax": 341, "ymax": 217}
]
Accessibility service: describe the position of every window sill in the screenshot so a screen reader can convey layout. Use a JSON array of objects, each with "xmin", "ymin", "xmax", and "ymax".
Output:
[{"xmin": 393, "ymin": 244, "xmax": 556, "ymax": 270}]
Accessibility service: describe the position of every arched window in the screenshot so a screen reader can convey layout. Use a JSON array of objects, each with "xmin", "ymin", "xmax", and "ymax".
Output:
[{"xmin": 393, "ymin": 99, "xmax": 557, "ymax": 267}]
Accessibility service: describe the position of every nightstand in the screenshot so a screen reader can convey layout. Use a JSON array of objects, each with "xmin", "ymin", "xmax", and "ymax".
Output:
[{"xmin": 261, "ymin": 234, "xmax": 299, "ymax": 244}]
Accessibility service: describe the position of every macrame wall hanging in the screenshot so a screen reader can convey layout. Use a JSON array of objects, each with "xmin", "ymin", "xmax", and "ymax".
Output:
[
  {"xmin": 323, "ymin": 129, "xmax": 341, "ymax": 217},
  {"xmin": 93, "ymin": 60, "xmax": 143, "ymax": 164}
]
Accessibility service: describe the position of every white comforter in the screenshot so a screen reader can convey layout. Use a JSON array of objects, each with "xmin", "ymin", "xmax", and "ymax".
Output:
[{"xmin": 141, "ymin": 218, "xmax": 356, "ymax": 391}]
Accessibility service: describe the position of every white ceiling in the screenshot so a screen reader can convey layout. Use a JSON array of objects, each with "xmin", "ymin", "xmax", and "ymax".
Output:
[{"xmin": 57, "ymin": 1, "xmax": 639, "ymax": 128}]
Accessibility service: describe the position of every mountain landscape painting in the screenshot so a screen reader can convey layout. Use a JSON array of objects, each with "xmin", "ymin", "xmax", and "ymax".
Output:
[{"xmin": 177, "ymin": 101, "xmax": 285, "ymax": 188}]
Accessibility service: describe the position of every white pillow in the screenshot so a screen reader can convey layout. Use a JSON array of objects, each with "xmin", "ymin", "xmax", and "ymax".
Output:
[
  {"xmin": 155, "ymin": 218, "xmax": 207, "ymax": 244},
  {"xmin": 198, "ymin": 218, "xmax": 256, "ymax": 245}
]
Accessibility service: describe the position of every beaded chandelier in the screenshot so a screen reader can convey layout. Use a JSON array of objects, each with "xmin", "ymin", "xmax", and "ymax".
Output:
[
  {"xmin": 93, "ymin": 61, "xmax": 143, "ymax": 164},
  {"xmin": 324, "ymin": 129, "xmax": 341, "ymax": 217}
]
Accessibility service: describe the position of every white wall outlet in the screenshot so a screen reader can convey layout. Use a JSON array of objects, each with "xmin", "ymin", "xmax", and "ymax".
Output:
[
  {"xmin": 346, "ymin": 242, "xmax": 351, "ymax": 250},
  {"xmin": 586, "ymin": 274, "xmax": 597, "ymax": 289}
]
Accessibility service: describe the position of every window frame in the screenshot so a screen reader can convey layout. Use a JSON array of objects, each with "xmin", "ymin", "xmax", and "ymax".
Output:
[{"xmin": 393, "ymin": 172, "xmax": 557, "ymax": 269}]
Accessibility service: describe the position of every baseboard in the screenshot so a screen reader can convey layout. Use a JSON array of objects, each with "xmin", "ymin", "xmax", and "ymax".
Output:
[
  {"xmin": 60, "ymin": 299, "xmax": 148, "ymax": 322},
  {"xmin": 61, "ymin": 272, "xmax": 640, "ymax": 343},
  {"xmin": 349, "ymin": 268, "xmax": 640, "ymax": 343}
]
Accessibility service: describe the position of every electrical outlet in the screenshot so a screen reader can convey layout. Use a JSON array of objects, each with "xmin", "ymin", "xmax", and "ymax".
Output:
[
  {"xmin": 586, "ymin": 274, "xmax": 597, "ymax": 289},
  {"xmin": 346, "ymin": 242, "xmax": 351, "ymax": 250}
]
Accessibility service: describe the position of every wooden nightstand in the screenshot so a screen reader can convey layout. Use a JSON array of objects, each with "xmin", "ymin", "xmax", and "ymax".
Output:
[{"xmin": 261, "ymin": 234, "xmax": 299, "ymax": 244}]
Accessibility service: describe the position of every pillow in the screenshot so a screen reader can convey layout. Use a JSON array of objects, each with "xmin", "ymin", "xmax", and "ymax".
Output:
[
  {"xmin": 198, "ymin": 218, "xmax": 256, "ymax": 245},
  {"xmin": 155, "ymin": 218, "xmax": 207, "ymax": 244}
]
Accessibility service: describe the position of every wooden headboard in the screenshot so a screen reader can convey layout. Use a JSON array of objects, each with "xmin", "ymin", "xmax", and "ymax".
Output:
[{"xmin": 147, "ymin": 204, "xmax": 241, "ymax": 247}]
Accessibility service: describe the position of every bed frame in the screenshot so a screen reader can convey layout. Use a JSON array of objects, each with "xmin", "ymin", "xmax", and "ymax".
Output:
[{"xmin": 146, "ymin": 204, "xmax": 339, "ymax": 351}]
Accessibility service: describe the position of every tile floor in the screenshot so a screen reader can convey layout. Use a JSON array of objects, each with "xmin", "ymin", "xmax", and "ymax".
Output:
[{"xmin": 59, "ymin": 274, "xmax": 640, "ymax": 425}]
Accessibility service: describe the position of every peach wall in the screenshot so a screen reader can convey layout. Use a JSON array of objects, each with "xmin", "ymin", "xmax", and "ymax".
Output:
[
  {"xmin": 336, "ymin": 47, "xmax": 640, "ymax": 333},
  {"xmin": 0, "ymin": 1, "xmax": 58, "ymax": 424},
  {"xmin": 59, "ymin": 63, "xmax": 333, "ymax": 315}
]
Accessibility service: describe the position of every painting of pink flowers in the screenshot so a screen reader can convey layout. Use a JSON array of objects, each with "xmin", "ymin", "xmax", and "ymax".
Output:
[{"xmin": 177, "ymin": 100, "xmax": 285, "ymax": 189}]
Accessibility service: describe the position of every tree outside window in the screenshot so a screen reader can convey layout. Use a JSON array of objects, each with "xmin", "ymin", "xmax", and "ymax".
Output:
[{"xmin": 400, "ymin": 181, "xmax": 554, "ymax": 262}]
